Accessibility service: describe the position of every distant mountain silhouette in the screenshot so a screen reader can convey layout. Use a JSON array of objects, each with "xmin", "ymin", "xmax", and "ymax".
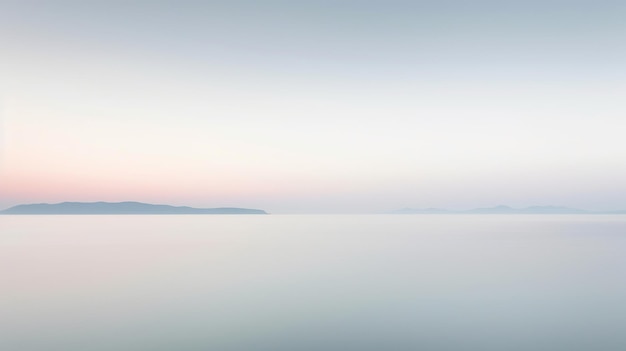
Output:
[
  {"xmin": 0, "ymin": 202, "xmax": 267, "ymax": 215},
  {"xmin": 392, "ymin": 205, "xmax": 619, "ymax": 214},
  {"xmin": 466, "ymin": 205, "xmax": 588, "ymax": 214}
]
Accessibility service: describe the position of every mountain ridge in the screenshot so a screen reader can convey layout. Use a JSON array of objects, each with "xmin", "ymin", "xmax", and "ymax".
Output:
[{"xmin": 0, "ymin": 202, "xmax": 268, "ymax": 215}]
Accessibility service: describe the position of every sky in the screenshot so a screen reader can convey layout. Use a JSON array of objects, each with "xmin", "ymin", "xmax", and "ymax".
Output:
[{"xmin": 1, "ymin": 0, "xmax": 625, "ymax": 213}]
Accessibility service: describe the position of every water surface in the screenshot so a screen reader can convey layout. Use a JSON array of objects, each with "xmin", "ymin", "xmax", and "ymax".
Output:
[{"xmin": 1, "ymin": 215, "xmax": 626, "ymax": 350}]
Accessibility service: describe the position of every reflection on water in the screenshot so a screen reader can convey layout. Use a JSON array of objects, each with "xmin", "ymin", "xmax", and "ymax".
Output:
[{"xmin": 1, "ymin": 215, "xmax": 626, "ymax": 351}]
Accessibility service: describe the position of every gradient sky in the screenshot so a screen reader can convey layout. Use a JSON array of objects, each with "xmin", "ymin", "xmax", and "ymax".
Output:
[{"xmin": 1, "ymin": 0, "xmax": 625, "ymax": 213}]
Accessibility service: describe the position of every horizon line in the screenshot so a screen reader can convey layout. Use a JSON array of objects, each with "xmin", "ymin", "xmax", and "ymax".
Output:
[{"xmin": 2, "ymin": 201, "xmax": 626, "ymax": 215}]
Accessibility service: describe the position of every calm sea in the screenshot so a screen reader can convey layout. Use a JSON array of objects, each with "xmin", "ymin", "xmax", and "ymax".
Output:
[{"xmin": 1, "ymin": 215, "xmax": 626, "ymax": 351}]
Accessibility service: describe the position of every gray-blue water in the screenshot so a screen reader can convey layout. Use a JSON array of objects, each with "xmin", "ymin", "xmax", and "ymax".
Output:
[{"xmin": 1, "ymin": 215, "xmax": 626, "ymax": 351}]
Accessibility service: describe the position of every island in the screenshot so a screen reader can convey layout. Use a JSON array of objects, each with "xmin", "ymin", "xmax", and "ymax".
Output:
[{"xmin": 0, "ymin": 202, "xmax": 268, "ymax": 215}]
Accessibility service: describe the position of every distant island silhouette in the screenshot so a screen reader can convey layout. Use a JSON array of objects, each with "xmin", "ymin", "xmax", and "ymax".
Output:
[
  {"xmin": 392, "ymin": 205, "xmax": 626, "ymax": 215},
  {"xmin": 0, "ymin": 202, "xmax": 268, "ymax": 215}
]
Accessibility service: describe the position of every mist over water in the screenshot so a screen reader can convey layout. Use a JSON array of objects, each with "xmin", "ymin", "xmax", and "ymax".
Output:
[{"xmin": 2, "ymin": 215, "xmax": 626, "ymax": 350}]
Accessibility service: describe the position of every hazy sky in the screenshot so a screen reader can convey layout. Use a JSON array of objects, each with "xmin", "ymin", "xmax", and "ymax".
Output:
[{"xmin": 1, "ymin": 0, "xmax": 625, "ymax": 213}]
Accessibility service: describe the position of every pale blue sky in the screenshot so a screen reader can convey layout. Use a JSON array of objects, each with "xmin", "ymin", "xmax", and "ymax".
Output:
[{"xmin": 1, "ymin": 0, "xmax": 625, "ymax": 212}]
